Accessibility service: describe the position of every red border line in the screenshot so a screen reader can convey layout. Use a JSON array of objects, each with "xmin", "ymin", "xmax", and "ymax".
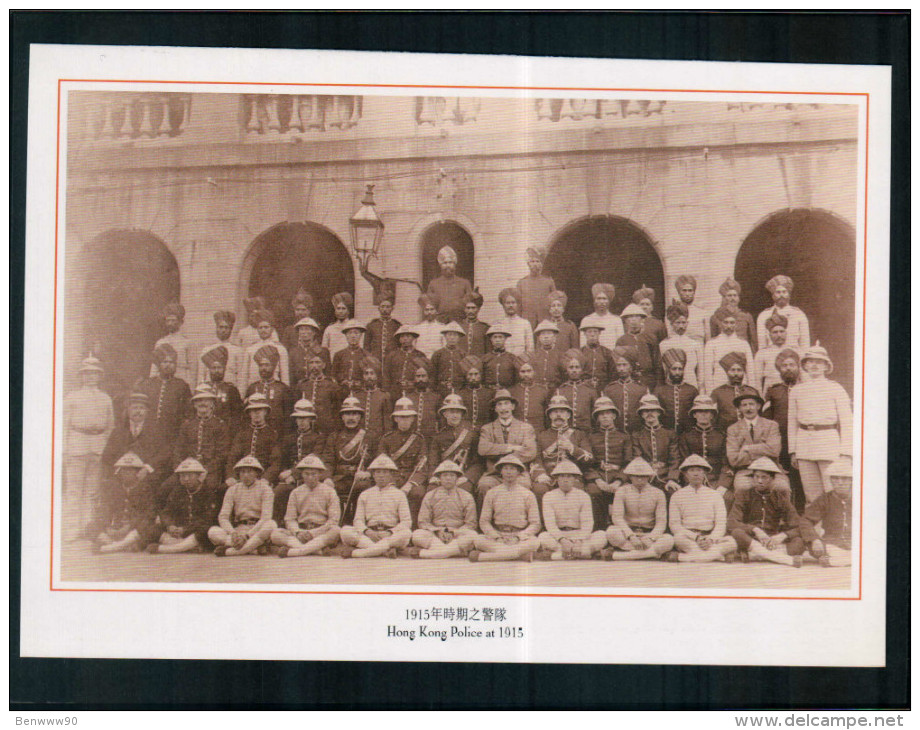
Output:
[{"xmin": 49, "ymin": 80, "xmax": 869, "ymax": 601}]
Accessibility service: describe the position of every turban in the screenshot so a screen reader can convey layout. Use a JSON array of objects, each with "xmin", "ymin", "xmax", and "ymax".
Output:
[
  {"xmin": 410, "ymin": 356, "xmax": 431, "ymax": 375},
  {"xmin": 718, "ymin": 351, "xmax": 747, "ymax": 372},
  {"xmin": 562, "ymin": 348, "xmax": 586, "ymax": 367},
  {"xmin": 201, "ymin": 345, "xmax": 228, "ymax": 368},
  {"xmin": 163, "ymin": 302, "xmax": 186, "ymax": 320},
  {"xmin": 437, "ymin": 245, "xmax": 458, "ymax": 265},
  {"xmin": 252, "ymin": 309, "xmax": 274, "ymax": 327},
  {"xmin": 254, "ymin": 344, "xmax": 280, "ymax": 366},
  {"xmin": 463, "ymin": 289, "xmax": 484, "ymax": 308},
  {"xmin": 152, "ymin": 343, "xmax": 178, "ymax": 364},
  {"xmin": 291, "ymin": 288, "xmax": 314, "ymax": 309},
  {"xmin": 718, "ymin": 278, "xmax": 741, "ymax": 297},
  {"xmin": 591, "ymin": 283, "xmax": 616, "ymax": 302},
  {"xmin": 774, "ymin": 348, "xmax": 801, "ymax": 369},
  {"xmin": 765, "ymin": 312, "xmax": 788, "ymax": 330},
  {"xmin": 632, "ymin": 285, "xmax": 655, "ymax": 304},
  {"xmin": 547, "ymin": 290, "xmax": 568, "ymax": 307},
  {"xmin": 612, "ymin": 345, "xmax": 639, "ymax": 367},
  {"xmin": 674, "ymin": 275, "xmax": 697, "ymax": 290},
  {"xmin": 213, "ymin": 310, "xmax": 236, "ymax": 327},
  {"xmin": 243, "ymin": 296, "xmax": 266, "ymax": 313},
  {"xmin": 661, "ymin": 348, "xmax": 687, "ymax": 369},
  {"xmin": 498, "ymin": 287, "xmax": 522, "ymax": 304},
  {"xmin": 526, "ymin": 245, "xmax": 547, "ymax": 262},
  {"xmin": 666, "ymin": 299, "xmax": 689, "ymax": 322},
  {"xmin": 331, "ymin": 292, "xmax": 354, "ymax": 309},
  {"xmin": 459, "ymin": 355, "xmax": 482, "ymax": 374},
  {"xmin": 714, "ymin": 305, "xmax": 737, "ymax": 323},
  {"xmin": 765, "ymin": 275, "xmax": 794, "ymax": 294},
  {"xmin": 514, "ymin": 352, "xmax": 535, "ymax": 372},
  {"xmin": 417, "ymin": 293, "xmax": 436, "ymax": 308},
  {"xmin": 360, "ymin": 355, "xmax": 382, "ymax": 375}
]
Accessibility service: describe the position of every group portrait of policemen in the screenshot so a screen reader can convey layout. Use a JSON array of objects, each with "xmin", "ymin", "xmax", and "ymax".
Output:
[{"xmin": 63, "ymin": 243, "xmax": 855, "ymax": 571}]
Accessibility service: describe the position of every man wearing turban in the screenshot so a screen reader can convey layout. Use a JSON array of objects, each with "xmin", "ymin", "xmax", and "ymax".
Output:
[
  {"xmin": 200, "ymin": 344, "xmax": 244, "ymax": 433},
  {"xmin": 579, "ymin": 283, "xmax": 623, "ymax": 350},
  {"xmin": 756, "ymin": 275, "xmax": 811, "ymax": 351},
  {"xmin": 670, "ymin": 275, "xmax": 711, "ymax": 343},
  {"xmin": 199, "ymin": 310, "xmax": 246, "ymax": 394},
  {"xmin": 150, "ymin": 302, "xmax": 195, "ymax": 384},
  {"xmin": 135, "ymin": 342, "xmax": 193, "ymax": 444},
  {"xmin": 708, "ymin": 278, "xmax": 758, "ymax": 352},
  {"xmin": 244, "ymin": 309, "xmax": 290, "ymax": 386},
  {"xmin": 702, "ymin": 306, "xmax": 755, "ymax": 393},
  {"xmin": 516, "ymin": 245, "xmax": 556, "ymax": 330},
  {"xmin": 426, "ymin": 245, "xmax": 473, "ymax": 325}
]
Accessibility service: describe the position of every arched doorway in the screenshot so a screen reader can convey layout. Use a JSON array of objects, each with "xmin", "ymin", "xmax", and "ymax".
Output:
[
  {"xmin": 419, "ymin": 221, "xmax": 475, "ymax": 289},
  {"xmin": 80, "ymin": 230, "xmax": 180, "ymax": 400},
  {"xmin": 245, "ymin": 222, "xmax": 355, "ymax": 332},
  {"xmin": 544, "ymin": 215, "xmax": 665, "ymax": 323},
  {"xmin": 735, "ymin": 209, "xmax": 857, "ymax": 394}
]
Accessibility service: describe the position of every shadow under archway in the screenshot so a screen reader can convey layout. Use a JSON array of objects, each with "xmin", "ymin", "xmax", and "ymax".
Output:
[
  {"xmin": 419, "ymin": 220, "xmax": 475, "ymax": 290},
  {"xmin": 79, "ymin": 229, "xmax": 180, "ymax": 402},
  {"xmin": 734, "ymin": 208, "xmax": 857, "ymax": 394},
  {"xmin": 544, "ymin": 215, "xmax": 665, "ymax": 323},
  {"xmin": 245, "ymin": 222, "xmax": 355, "ymax": 333}
]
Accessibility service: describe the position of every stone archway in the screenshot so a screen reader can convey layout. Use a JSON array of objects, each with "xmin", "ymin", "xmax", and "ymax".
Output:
[
  {"xmin": 79, "ymin": 229, "xmax": 180, "ymax": 399},
  {"xmin": 544, "ymin": 215, "xmax": 665, "ymax": 323},
  {"xmin": 735, "ymin": 209, "xmax": 857, "ymax": 394},
  {"xmin": 419, "ymin": 220, "xmax": 475, "ymax": 290},
  {"xmin": 244, "ymin": 222, "xmax": 355, "ymax": 333}
]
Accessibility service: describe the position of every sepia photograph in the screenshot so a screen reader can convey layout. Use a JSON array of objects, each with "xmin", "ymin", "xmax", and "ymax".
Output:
[{"xmin": 57, "ymin": 85, "xmax": 861, "ymax": 593}]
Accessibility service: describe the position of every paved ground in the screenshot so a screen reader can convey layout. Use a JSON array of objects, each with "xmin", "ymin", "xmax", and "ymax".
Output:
[{"xmin": 60, "ymin": 541, "xmax": 850, "ymax": 592}]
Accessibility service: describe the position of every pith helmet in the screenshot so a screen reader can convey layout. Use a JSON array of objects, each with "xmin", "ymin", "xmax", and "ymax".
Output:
[
  {"xmin": 534, "ymin": 320, "xmax": 559, "ymax": 335},
  {"xmin": 190, "ymin": 384, "xmax": 218, "ymax": 402},
  {"xmin": 551, "ymin": 459, "xmax": 583, "ymax": 477},
  {"xmin": 438, "ymin": 394, "xmax": 467, "ymax": 413},
  {"xmin": 294, "ymin": 317, "xmax": 321, "ymax": 331},
  {"xmin": 637, "ymin": 393, "xmax": 664, "ymax": 413},
  {"xmin": 494, "ymin": 453, "xmax": 526, "ymax": 472},
  {"xmin": 291, "ymin": 399, "xmax": 317, "ymax": 418},
  {"xmin": 394, "ymin": 324, "xmax": 419, "ymax": 339},
  {"xmin": 433, "ymin": 460, "xmax": 464, "ymax": 476},
  {"xmin": 826, "ymin": 460, "xmax": 853, "ymax": 479},
  {"xmin": 622, "ymin": 458, "xmax": 657, "ymax": 477},
  {"xmin": 368, "ymin": 454, "xmax": 399, "ymax": 471},
  {"xmin": 339, "ymin": 396, "xmax": 365, "ymax": 414},
  {"xmin": 174, "ymin": 457, "xmax": 207, "ymax": 474},
  {"xmin": 592, "ymin": 396, "xmax": 620, "ymax": 418},
  {"xmin": 486, "ymin": 323, "xmax": 513, "ymax": 338},
  {"xmin": 391, "ymin": 397, "xmax": 419, "ymax": 418},
  {"xmin": 679, "ymin": 454, "xmax": 713, "ymax": 472},
  {"xmin": 440, "ymin": 321, "xmax": 466, "ymax": 336},
  {"xmin": 545, "ymin": 394, "xmax": 573, "ymax": 415},
  {"xmin": 244, "ymin": 393, "xmax": 271, "ymax": 412},
  {"xmin": 114, "ymin": 452, "xmax": 146, "ymax": 471},
  {"xmin": 234, "ymin": 455, "xmax": 264, "ymax": 473},
  {"xmin": 689, "ymin": 394, "xmax": 719, "ymax": 414},
  {"xmin": 295, "ymin": 454, "xmax": 327, "ymax": 472},
  {"xmin": 801, "ymin": 344, "xmax": 834, "ymax": 373},
  {"xmin": 341, "ymin": 319, "xmax": 367, "ymax": 334},
  {"xmin": 78, "ymin": 356, "xmax": 104, "ymax": 373},
  {"xmin": 620, "ymin": 303, "xmax": 648, "ymax": 319},
  {"xmin": 748, "ymin": 456, "xmax": 784, "ymax": 475}
]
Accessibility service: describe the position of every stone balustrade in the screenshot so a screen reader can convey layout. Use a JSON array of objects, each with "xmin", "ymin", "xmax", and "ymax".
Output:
[
  {"xmin": 415, "ymin": 96, "xmax": 482, "ymax": 126},
  {"xmin": 242, "ymin": 94, "xmax": 363, "ymax": 134},
  {"xmin": 84, "ymin": 93, "xmax": 193, "ymax": 140}
]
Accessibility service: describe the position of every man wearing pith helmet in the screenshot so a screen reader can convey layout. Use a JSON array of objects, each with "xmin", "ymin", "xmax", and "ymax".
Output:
[
  {"xmin": 429, "ymin": 394, "xmax": 482, "ymax": 491},
  {"xmin": 331, "ymin": 319, "xmax": 368, "ymax": 394},
  {"xmin": 667, "ymin": 454, "xmax": 737, "ymax": 563},
  {"xmin": 93, "ymin": 452, "xmax": 160, "ymax": 554},
  {"xmin": 383, "ymin": 324, "xmax": 428, "ymax": 399},
  {"xmin": 538, "ymin": 460, "xmax": 607, "ymax": 560},
  {"xmin": 532, "ymin": 394, "xmax": 593, "ymax": 502},
  {"xmin": 604, "ymin": 457, "xmax": 674, "ymax": 561},
  {"xmin": 801, "ymin": 459, "xmax": 853, "ymax": 567},
  {"xmin": 630, "ymin": 393, "xmax": 681, "ymax": 493},
  {"xmin": 430, "ymin": 320, "xmax": 468, "ymax": 395},
  {"xmin": 270, "ymin": 455, "xmax": 341, "ymax": 558},
  {"xmin": 476, "ymin": 389, "xmax": 538, "ymax": 502},
  {"xmin": 408, "ymin": 460, "xmax": 479, "ymax": 559},
  {"xmin": 209, "ymin": 455, "xmax": 277, "ymax": 557},
  {"xmin": 225, "ymin": 393, "xmax": 283, "ymax": 490},
  {"xmin": 322, "ymin": 395, "xmax": 375, "ymax": 525},
  {"xmin": 788, "ymin": 344, "xmax": 853, "ymax": 505},
  {"xmin": 727, "ymin": 456, "xmax": 805, "ymax": 568},
  {"xmin": 584, "ymin": 396, "xmax": 630, "ymax": 526},
  {"xmin": 340, "ymin": 454, "xmax": 412, "ymax": 559},
  {"xmin": 274, "ymin": 398, "xmax": 328, "ymax": 524},
  {"xmin": 679, "ymin": 394, "xmax": 731, "ymax": 497},
  {"xmin": 470, "ymin": 454, "xmax": 541, "ymax": 563},
  {"xmin": 172, "ymin": 383, "xmax": 230, "ymax": 495},
  {"xmin": 149, "ymin": 457, "xmax": 219, "ymax": 555},
  {"xmin": 378, "ymin": 397, "xmax": 430, "ymax": 524}
]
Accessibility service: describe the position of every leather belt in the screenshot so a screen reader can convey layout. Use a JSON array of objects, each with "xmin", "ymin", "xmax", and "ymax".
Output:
[{"xmin": 798, "ymin": 423, "xmax": 838, "ymax": 431}]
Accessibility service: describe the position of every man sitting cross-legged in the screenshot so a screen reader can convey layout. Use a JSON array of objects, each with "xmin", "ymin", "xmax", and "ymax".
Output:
[
  {"xmin": 727, "ymin": 456, "xmax": 805, "ymax": 568},
  {"xmin": 93, "ymin": 452, "xmax": 160, "ymax": 554},
  {"xmin": 271, "ymin": 455, "xmax": 341, "ymax": 558},
  {"xmin": 208, "ymin": 455, "xmax": 277, "ymax": 557},
  {"xmin": 469, "ymin": 454, "xmax": 541, "ymax": 563},
  {"xmin": 801, "ymin": 459, "xmax": 854, "ymax": 568},
  {"xmin": 666, "ymin": 454, "xmax": 737, "ymax": 563},
  {"xmin": 148, "ymin": 457, "xmax": 218, "ymax": 555},
  {"xmin": 340, "ymin": 454, "xmax": 412, "ymax": 559},
  {"xmin": 408, "ymin": 460, "xmax": 479, "ymax": 559},
  {"xmin": 602, "ymin": 457, "xmax": 674, "ymax": 561},
  {"xmin": 538, "ymin": 460, "xmax": 607, "ymax": 561}
]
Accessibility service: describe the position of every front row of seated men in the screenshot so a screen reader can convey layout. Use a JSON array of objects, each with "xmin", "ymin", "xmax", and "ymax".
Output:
[{"xmin": 94, "ymin": 436, "xmax": 853, "ymax": 567}]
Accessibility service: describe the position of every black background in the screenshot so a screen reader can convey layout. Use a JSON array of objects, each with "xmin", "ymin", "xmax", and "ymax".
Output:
[{"xmin": 10, "ymin": 11, "xmax": 909, "ymax": 710}]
